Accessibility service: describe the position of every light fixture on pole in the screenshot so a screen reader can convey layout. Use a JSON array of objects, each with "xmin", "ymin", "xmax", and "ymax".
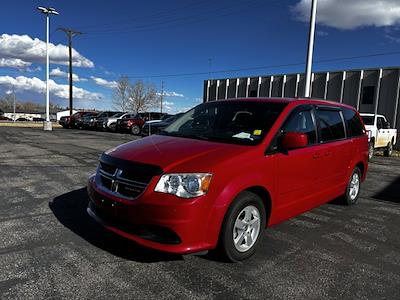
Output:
[
  {"xmin": 304, "ymin": 0, "xmax": 317, "ymax": 98},
  {"xmin": 37, "ymin": 6, "xmax": 59, "ymax": 131}
]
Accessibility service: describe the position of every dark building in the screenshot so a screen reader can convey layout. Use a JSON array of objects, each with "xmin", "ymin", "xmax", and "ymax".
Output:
[{"xmin": 203, "ymin": 67, "xmax": 400, "ymax": 148}]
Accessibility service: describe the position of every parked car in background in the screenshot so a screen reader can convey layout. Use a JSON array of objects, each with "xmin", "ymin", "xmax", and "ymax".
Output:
[
  {"xmin": 139, "ymin": 112, "xmax": 167, "ymax": 122},
  {"xmin": 101, "ymin": 112, "xmax": 138, "ymax": 132},
  {"xmin": 141, "ymin": 113, "xmax": 184, "ymax": 136},
  {"xmin": 87, "ymin": 98, "xmax": 368, "ymax": 262},
  {"xmin": 80, "ymin": 112, "xmax": 100, "ymax": 129},
  {"xmin": 59, "ymin": 111, "xmax": 93, "ymax": 129},
  {"xmin": 76, "ymin": 112, "xmax": 97, "ymax": 129},
  {"xmin": 116, "ymin": 114, "xmax": 145, "ymax": 135},
  {"xmin": 91, "ymin": 111, "xmax": 120, "ymax": 130},
  {"xmin": 16, "ymin": 117, "xmax": 29, "ymax": 122},
  {"xmin": 32, "ymin": 117, "xmax": 45, "ymax": 122},
  {"xmin": 360, "ymin": 113, "xmax": 397, "ymax": 160}
]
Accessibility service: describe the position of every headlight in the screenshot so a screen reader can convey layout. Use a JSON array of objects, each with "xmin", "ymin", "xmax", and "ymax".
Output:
[{"xmin": 154, "ymin": 173, "xmax": 212, "ymax": 198}]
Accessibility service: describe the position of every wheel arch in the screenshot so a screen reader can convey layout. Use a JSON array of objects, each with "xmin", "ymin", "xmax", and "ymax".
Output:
[{"xmin": 243, "ymin": 186, "xmax": 272, "ymax": 227}]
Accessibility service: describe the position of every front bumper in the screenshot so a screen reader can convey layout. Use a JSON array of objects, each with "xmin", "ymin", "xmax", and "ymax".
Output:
[{"xmin": 86, "ymin": 175, "xmax": 214, "ymax": 254}]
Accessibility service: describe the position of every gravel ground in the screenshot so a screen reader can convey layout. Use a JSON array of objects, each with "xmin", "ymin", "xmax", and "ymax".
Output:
[{"xmin": 0, "ymin": 127, "xmax": 399, "ymax": 299}]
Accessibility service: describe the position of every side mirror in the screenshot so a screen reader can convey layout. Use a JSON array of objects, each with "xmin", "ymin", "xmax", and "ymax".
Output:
[
  {"xmin": 281, "ymin": 132, "xmax": 308, "ymax": 150},
  {"xmin": 384, "ymin": 122, "xmax": 391, "ymax": 129}
]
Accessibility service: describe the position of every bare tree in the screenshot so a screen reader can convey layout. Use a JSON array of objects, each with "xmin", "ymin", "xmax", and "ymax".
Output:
[
  {"xmin": 113, "ymin": 76, "xmax": 130, "ymax": 112},
  {"xmin": 128, "ymin": 80, "xmax": 159, "ymax": 113}
]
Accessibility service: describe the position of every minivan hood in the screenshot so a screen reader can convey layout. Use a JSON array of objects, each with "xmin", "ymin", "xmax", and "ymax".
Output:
[{"xmin": 105, "ymin": 134, "xmax": 248, "ymax": 172}]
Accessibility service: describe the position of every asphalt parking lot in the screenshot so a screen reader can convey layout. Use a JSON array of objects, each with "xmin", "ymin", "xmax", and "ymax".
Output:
[{"xmin": 1, "ymin": 127, "xmax": 400, "ymax": 299}]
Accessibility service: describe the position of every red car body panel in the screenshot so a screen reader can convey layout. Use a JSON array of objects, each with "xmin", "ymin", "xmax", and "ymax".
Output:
[{"xmin": 87, "ymin": 98, "xmax": 369, "ymax": 254}]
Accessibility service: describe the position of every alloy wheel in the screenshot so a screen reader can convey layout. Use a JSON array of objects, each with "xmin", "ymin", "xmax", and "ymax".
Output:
[{"xmin": 233, "ymin": 205, "xmax": 261, "ymax": 252}]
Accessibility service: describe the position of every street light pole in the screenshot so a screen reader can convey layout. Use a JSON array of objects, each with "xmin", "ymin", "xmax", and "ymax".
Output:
[
  {"xmin": 304, "ymin": 0, "xmax": 317, "ymax": 98},
  {"xmin": 46, "ymin": 13, "xmax": 50, "ymax": 124},
  {"xmin": 37, "ymin": 6, "xmax": 59, "ymax": 131}
]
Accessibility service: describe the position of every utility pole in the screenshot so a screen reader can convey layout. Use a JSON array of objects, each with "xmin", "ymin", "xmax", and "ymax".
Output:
[
  {"xmin": 160, "ymin": 81, "xmax": 164, "ymax": 114},
  {"xmin": 304, "ymin": 0, "xmax": 318, "ymax": 98},
  {"xmin": 58, "ymin": 28, "xmax": 82, "ymax": 116}
]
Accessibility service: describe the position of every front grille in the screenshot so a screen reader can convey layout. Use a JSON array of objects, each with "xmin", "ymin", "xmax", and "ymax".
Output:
[{"xmin": 96, "ymin": 153, "xmax": 163, "ymax": 199}]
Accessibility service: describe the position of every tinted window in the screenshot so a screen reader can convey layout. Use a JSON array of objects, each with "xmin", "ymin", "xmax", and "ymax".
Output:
[
  {"xmin": 316, "ymin": 110, "xmax": 345, "ymax": 142},
  {"xmin": 361, "ymin": 116, "xmax": 374, "ymax": 125},
  {"xmin": 283, "ymin": 110, "xmax": 316, "ymax": 145},
  {"xmin": 343, "ymin": 108, "xmax": 364, "ymax": 137}
]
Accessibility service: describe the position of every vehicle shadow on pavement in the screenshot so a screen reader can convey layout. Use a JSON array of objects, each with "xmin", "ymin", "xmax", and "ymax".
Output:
[
  {"xmin": 49, "ymin": 188, "xmax": 183, "ymax": 263},
  {"xmin": 371, "ymin": 175, "xmax": 400, "ymax": 204}
]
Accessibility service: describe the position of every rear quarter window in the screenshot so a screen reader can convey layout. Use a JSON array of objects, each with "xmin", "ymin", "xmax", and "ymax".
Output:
[
  {"xmin": 343, "ymin": 108, "xmax": 364, "ymax": 137},
  {"xmin": 316, "ymin": 109, "xmax": 345, "ymax": 142}
]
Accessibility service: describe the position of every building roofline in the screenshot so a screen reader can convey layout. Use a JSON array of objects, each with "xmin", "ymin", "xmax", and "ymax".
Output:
[{"xmin": 206, "ymin": 66, "xmax": 400, "ymax": 81}]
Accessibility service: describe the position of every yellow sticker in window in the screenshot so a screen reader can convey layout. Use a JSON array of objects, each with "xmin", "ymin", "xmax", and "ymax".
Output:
[{"xmin": 253, "ymin": 129, "xmax": 262, "ymax": 136}]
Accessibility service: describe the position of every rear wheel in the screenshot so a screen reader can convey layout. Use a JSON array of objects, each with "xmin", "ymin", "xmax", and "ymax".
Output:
[
  {"xmin": 218, "ymin": 191, "xmax": 266, "ymax": 262},
  {"xmin": 342, "ymin": 167, "xmax": 362, "ymax": 205},
  {"xmin": 131, "ymin": 125, "xmax": 140, "ymax": 135},
  {"xmin": 109, "ymin": 123, "xmax": 116, "ymax": 132},
  {"xmin": 384, "ymin": 141, "xmax": 393, "ymax": 157}
]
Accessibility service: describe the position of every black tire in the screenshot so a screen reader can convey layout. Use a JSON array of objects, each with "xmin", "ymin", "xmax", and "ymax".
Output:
[
  {"xmin": 109, "ymin": 123, "xmax": 116, "ymax": 132},
  {"xmin": 384, "ymin": 142, "xmax": 393, "ymax": 157},
  {"xmin": 218, "ymin": 191, "xmax": 266, "ymax": 262},
  {"xmin": 131, "ymin": 125, "xmax": 140, "ymax": 135},
  {"xmin": 368, "ymin": 142, "xmax": 374, "ymax": 161},
  {"xmin": 342, "ymin": 167, "xmax": 362, "ymax": 206}
]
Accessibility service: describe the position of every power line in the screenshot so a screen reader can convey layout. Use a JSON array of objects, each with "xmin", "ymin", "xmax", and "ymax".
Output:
[
  {"xmin": 74, "ymin": 0, "xmax": 211, "ymax": 30},
  {"xmin": 82, "ymin": 0, "xmax": 266, "ymax": 35},
  {"xmin": 97, "ymin": 50, "xmax": 400, "ymax": 80}
]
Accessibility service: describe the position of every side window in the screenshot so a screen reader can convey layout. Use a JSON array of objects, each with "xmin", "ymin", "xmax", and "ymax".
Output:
[
  {"xmin": 377, "ymin": 117, "xmax": 384, "ymax": 130},
  {"xmin": 316, "ymin": 109, "xmax": 345, "ymax": 142},
  {"xmin": 342, "ymin": 108, "xmax": 364, "ymax": 137},
  {"xmin": 283, "ymin": 110, "xmax": 316, "ymax": 145}
]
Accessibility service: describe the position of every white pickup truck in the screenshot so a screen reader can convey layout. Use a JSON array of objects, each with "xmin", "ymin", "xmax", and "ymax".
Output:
[{"xmin": 360, "ymin": 113, "xmax": 397, "ymax": 160}]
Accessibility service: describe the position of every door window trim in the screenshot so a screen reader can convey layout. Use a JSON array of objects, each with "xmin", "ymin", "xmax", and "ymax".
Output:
[{"xmin": 314, "ymin": 106, "xmax": 347, "ymax": 144}]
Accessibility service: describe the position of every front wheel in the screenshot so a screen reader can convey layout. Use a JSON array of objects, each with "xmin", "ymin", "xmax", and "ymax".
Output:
[
  {"xmin": 384, "ymin": 142, "xmax": 393, "ymax": 157},
  {"xmin": 218, "ymin": 191, "xmax": 266, "ymax": 262},
  {"xmin": 342, "ymin": 167, "xmax": 362, "ymax": 205},
  {"xmin": 131, "ymin": 125, "xmax": 140, "ymax": 135}
]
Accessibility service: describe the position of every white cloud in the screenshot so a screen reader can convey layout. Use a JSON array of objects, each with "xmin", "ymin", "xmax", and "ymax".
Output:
[
  {"xmin": 163, "ymin": 101, "xmax": 174, "ymax": 106},
  {"xmin": 0, "ymin": 34, "xmax": 94, "ymax": 68},
  {"xmin": 90, "ymin": 76, "xmax": 118, "ymax": 89},
  {"xmin": 0, "ymin": 58, "xmax": 31, "ymax": 68},
  {"xmin": 50, "ymin": 67, "xmax": 87, "ymax": 82},
  {"xmin": 0, "ymin": 75, "xmax": 102, "ymax": 101},
  {"xmin": 292, "ymin": 0, "xmax": 400, "ymax": 30},
  {"xmin": 157, "ymin": 91, "xmax": 184, "ymax": 97}
]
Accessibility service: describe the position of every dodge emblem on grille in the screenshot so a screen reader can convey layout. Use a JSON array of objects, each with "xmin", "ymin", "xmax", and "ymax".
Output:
[{"xmin": 111, "ymin": 169, "xmax": 123, "ymax": 192}]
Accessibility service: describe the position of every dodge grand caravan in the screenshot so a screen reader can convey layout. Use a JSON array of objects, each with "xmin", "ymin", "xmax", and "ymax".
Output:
[{"xmin": 87, "ymin": 98, "xmax": 368, "ymax": 261}]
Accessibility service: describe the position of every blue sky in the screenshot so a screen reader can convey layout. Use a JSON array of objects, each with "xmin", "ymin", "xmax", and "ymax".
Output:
[{"xmin": 1, "ymin": 0, "xmax": 400, "ymax": 113}]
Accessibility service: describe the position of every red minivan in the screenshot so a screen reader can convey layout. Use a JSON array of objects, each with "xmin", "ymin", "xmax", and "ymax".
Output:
[{"xmin": 87, "ymin": 98, "xmax": 368, "ymax": 261}]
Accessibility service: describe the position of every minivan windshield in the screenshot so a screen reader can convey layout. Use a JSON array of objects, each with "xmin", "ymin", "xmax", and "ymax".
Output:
[
  {"xmin": 361, "ymin": 116, "xmax": 374, "ymax": 125},
  {"xmin": 159, "ymin": 101, "xmax": 287, "ymax": 145}
]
